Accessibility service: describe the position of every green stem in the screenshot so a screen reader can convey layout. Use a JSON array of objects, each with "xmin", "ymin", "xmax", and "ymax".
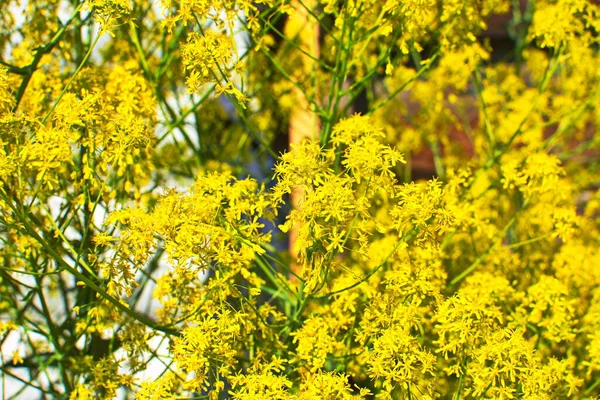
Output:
[
  {"xmin": 315, "ymin": 232, "xmax": 411, "ymax": 299},
  {"xmin": 1, "ymin": 192, "xmax": 179, "ymax": 336},
  {"xmin": 12, "ymin": 3, "xmax": 85, "ymax": 111},
  {"xmin": 41, "ymin": 32, "xmax": 101, "ymax": 124},
  {"xmin": 584, "ymin": 377, "xmax": 600, "ymax": 396},
  {"xmin": 450, "ymin": 208, "xmax": 524, "ymax": 286}
]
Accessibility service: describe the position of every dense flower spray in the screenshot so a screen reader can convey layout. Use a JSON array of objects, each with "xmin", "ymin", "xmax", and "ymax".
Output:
[{"xmin": 1, "ymin": 0, "xmax": 600, "ymax": 399}]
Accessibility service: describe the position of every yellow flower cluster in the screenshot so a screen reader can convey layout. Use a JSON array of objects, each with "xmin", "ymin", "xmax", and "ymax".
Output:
[
  {"xmin": 274, "ymin": 115, "xmax": 410, "ymax": 291},
  {"xmin": 2, "ymin": 0, "xmax": 600, "ymax": 399}
]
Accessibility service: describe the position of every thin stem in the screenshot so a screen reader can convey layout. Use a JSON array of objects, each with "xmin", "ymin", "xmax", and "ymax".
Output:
[{"xmin": 41, "ymin": 30, "xmax": 102, "ymax": 124}]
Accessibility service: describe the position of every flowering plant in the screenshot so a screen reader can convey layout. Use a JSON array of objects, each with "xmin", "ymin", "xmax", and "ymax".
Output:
[{"xmin": 1, "ymin": 0, "xmax": 600, "ymax": 399}]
